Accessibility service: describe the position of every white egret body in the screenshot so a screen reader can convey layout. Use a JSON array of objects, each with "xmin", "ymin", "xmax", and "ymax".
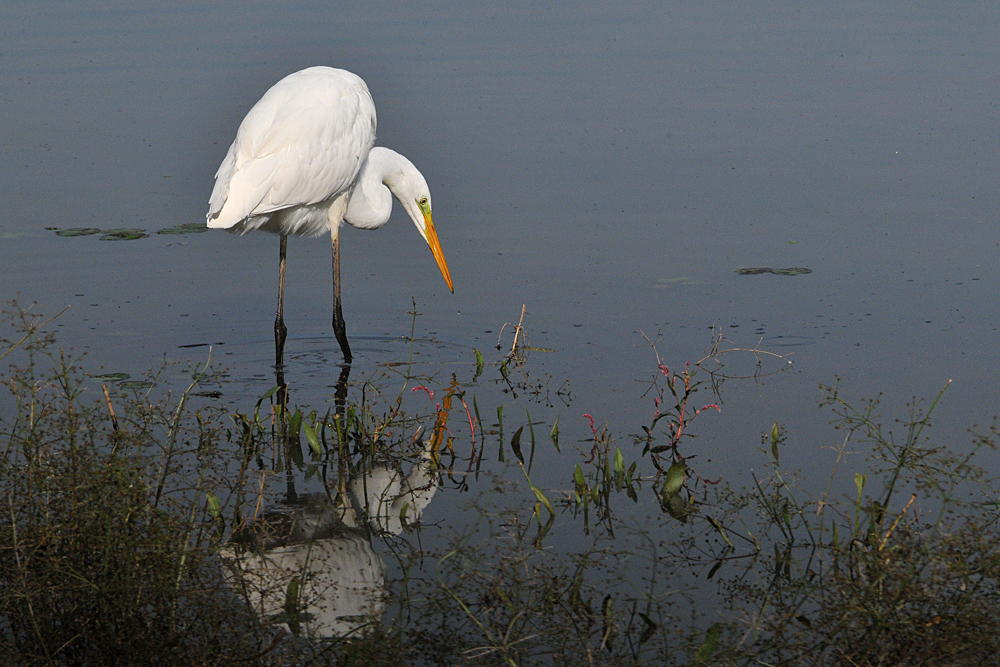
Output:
[{"xmin": 207, "ymin": 67, "xmax": 453, "ymax": 364}]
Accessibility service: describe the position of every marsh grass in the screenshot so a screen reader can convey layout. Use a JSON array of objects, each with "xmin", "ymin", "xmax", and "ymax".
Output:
[
  {"xmin": 2, "ymin": 304, "xmax": 999, "ymax": 666},
  {"xmin": 0, "ymin": 306, "xmax": 260, "ymax": 665}
]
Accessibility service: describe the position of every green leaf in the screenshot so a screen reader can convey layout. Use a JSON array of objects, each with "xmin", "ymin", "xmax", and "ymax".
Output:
[
  {"xmin": 118, "ymin": 380, "xmax": 154, "ymax": 390},
  {"xmin": 302, "ymin": 421, "xmax": 321, "ymax": 455},
  {"xmin": 54, "ymin": 227, "xmax": 101, "ymax": 237},
  {"xmin": 663, "ymin": 492, "xmax": 688, "ymax": 523},
  {"xmin": 532, "ymin": 484, "xmax": 554, "ymax": 516},
  {"xmin": 473, "ymin": 348, "xmax": 484, "ymax": 378},
  {"xmin": 510, "ymin": 425, "xmax": 524, "ymax": 464},
  {"xmin": 613, "ymin": 447, "xmax": 625, "ymax": 474},
  {"xmin": 706, "ymin": 515, "xmax": 734, "ymax": 548},
  {"xmin": 157, "ymin": 222, "xmax": 209, "ymax": 235},
  {"xmin": 255, "ymin": 386, "xmax": 281, "ymax": 412},
  {"xmin": 693, "ymin": 623, "xmax": 721, "ymax": 665},
  {"xmin": 283, "ymin": 577, "xmax": 301, "ymax": 636},
  {"xmin": 99, "ymin": 228, "xmax": 148, "ymax": 241},
  {"xmin": 283, "ymin": 577, "xmax": 300, "ymax": 615},
  {"xmin": 205, "ymin": 492, "xmax": 222, "ymax": 520},
  {"xmin": 289, "ymin": 409, "xmax": 303, "ymax": 437},
  {"xmin": 661, "ymin": 460, "xmax": 687, "ymax": 497},
  {"xmin": 626, "ymin": 483, "xmax": 638, "ymax": 503},
  {"xmin": 92, "ymin": 372, "xmax": 130, "ymax": 381},
  {"xmin": 770, "ymin": 423, "xmax": 780, "ymax": 463},
  {"xmin": 574, "ymin": 464, "xmax": 587, "ymax": 498},
  {"xmin": 550, "ymin": 416, "xmax": 560, "ymax": 452},
  {"xmin": 398, "ymin": 502, "xmax": 411, "ymax": 532}
]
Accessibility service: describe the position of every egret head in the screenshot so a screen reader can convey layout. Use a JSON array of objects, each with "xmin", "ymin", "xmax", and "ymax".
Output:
[{"xmin": 384, "ymin": 156, "xmax": 453, "ymax": 293}]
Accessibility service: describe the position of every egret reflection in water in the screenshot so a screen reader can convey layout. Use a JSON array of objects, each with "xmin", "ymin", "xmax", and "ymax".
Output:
[{"xmin": 221, "ymin": 440, "xmax": 438, "ymax": 639}]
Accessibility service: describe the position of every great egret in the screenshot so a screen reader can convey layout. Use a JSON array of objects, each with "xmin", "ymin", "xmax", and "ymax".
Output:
[{"xmin": 206, "ymin": 66, "xmax": 453, "ymax": 364}]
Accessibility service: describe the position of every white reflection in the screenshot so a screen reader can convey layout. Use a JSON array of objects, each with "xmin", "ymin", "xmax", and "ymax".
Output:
[{"xmin": 221, "ymin": 443, "xmax": 437, "ymax": 639}]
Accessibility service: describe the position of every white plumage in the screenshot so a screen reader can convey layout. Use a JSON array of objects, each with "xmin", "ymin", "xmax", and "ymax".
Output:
[{"xmin": 206, "ymin": 66, "xmax": 453, "ymax": 363}]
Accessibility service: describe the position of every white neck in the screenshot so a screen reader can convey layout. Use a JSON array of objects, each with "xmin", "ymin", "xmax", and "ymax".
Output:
[{"xmin": 344, "ymin": 147, "xmax": 402, "ymax": 230}]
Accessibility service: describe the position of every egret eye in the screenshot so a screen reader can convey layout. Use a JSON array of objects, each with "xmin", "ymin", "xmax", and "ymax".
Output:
[{"xmin": 419, "ymin": 197, "xmax": 428, "ymax": 207}]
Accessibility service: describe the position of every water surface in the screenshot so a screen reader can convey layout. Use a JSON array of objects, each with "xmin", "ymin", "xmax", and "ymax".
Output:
[{"xmin": 2, "ymin": 0, "xmax": 999, "ymax": 535}]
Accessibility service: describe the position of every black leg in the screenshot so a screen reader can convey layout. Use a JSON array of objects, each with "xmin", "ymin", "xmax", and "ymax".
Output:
[
  {"xmin": 331, "ymin": 232, "xmax": 352, "ymax": 363},
  {"xmin": 274, "ymin": 234, "xmax": 289, "ymax": 369}
]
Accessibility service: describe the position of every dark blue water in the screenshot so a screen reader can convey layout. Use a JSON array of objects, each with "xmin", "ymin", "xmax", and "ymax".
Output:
[{"xmin": 2, "ymin": 0, "xmax": 999, "ymax": 508}]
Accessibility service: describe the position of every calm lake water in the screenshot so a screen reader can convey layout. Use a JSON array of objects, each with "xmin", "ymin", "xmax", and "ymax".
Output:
[{"xmin": 2, "ymin": 0, "xmax": 999, "ymax": 643}]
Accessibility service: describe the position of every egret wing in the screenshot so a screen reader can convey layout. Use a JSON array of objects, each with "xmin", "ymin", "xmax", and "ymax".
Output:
[{"xmin": 207, "ymin": 67, "xmax": 377, "ymax": 234}]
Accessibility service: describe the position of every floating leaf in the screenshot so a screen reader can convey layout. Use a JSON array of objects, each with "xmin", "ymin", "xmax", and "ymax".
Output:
[
  {"xmin": 770, "ymin": 423, "xmax": 780, "ymax": 463},
  {"xmin": 99, "ymin": 228, "xmax": 148, "ymax": 241},
  {"xmin": 550, "ymin": 416, "xmax": 560, "ymax": 452},
  {"xmin": 118, "ymin": 380, "xmax": 154, "ymax": 390},
  {"xmin": 736, "ymin": 266, "xmax": 812, "ymax": 276},
  {"xmin": 157, "ymin": 222, "xmax": 209, "ymax": 235},
  {"xmin": 93, "ymin": 372, "xmax": 130, "ymax": 381},
  {"xmin": 191, "ymin": 390, "xmax": 222, "ymax": 398},
  {"xmin": 55, "ymin": 227, "xmax": 101, "ymax": 237}
]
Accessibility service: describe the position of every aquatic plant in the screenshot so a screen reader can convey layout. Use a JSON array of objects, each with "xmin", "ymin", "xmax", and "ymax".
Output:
[{"xmin": 1, "ymin": 304, "xmax": 998, "ymax": 666}]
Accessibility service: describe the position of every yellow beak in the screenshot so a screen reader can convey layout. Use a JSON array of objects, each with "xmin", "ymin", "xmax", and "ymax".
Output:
[{"xmin": 423, "ymin": 211, "xmax": 454, "ymax": 293}]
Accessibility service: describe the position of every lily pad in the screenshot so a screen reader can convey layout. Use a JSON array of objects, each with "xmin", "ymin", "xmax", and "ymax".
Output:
[
  {"xmin": 100, "ymin": 228, "xmax": 148, "ymax": 241},
  {"xmin": 54, "ymin": 227, "xmax": 102, "ymax": 237},
  {"xmin": 118, "ymin": 380, "xmax": 154, "ymax": 390},
  {"xmin": 737, "ymin": 267, "xmax": 812, "ymax": 276},
  {"xmin": 192, "ymin": 390, "xmax": 223, "ymax": 399},
  {"xmin": 92, "ymin": 372, "xmax": 130, "ymax": 381},
  {"xmin": 158, "ymin": 223, "xmax": 210, "ymax": 235}
]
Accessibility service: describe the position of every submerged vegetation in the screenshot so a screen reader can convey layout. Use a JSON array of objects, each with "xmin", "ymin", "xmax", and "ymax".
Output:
[{"xmin": 1, "ymin": 304, "xmax": 998, "ymax": 666}]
